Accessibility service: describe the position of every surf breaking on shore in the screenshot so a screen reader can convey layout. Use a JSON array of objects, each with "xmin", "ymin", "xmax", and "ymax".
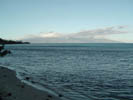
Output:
[{"xmin": 0, "ymin": 66, "xmax": 64, "ymax": 100}]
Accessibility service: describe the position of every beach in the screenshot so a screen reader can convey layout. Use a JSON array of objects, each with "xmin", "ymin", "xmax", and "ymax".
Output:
[{"xmin": 0, "ymin": 66, "xmax": 63, "ymax": 100}]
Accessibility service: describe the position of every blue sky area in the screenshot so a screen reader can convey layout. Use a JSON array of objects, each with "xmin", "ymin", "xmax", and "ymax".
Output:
[{"xmin": 0, "ymin": 0, "xmax": 133, "ymax": 42}]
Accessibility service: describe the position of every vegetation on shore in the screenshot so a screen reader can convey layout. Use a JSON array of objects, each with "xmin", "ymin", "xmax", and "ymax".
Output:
[
  {"xmin": 0, "ymin": 37, "xmax": 29, "ymax": 57},
  {"xmin": 0, "ymin": 38, "xmax": 30, "ymax": 44},
  {"xmin": 0, "ymin": 44, "xmax": 11, "ymax": 57}
]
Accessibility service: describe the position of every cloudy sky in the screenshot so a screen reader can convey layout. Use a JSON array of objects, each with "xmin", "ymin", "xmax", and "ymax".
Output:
[{"xmin": 0, "ymin": 0, "xmax": 133, "ymax": 43}]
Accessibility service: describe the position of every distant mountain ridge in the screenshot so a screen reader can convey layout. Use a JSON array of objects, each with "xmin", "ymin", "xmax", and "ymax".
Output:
[
  {"xmin": 0, "ymin": 38, "xmax": 30, "ymax": 44},
  {"xmin": 23, "ymin": 37, "xmax": 121, "ymax": 43}
]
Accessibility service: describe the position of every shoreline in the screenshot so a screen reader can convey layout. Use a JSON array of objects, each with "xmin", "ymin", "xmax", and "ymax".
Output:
[{"xmin": 0, "ymin": 66, "xmax": 64, "ymax": 100}]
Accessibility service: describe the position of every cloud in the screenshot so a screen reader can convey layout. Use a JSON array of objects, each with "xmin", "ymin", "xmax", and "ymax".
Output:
[
  {"xmin": 117, "ymin": 25, "xmax": 128, "ymax": 29},
  {"xmin": 39, "ymin": 32, "xmax": 61, "ymax": 38},
  {"xmin": 22, "ymin": 26, "xmax": 128, "ymax": 43},
  {"xmin": 74, "ymin": 26, "xmax": 127, "ymax": 37}
]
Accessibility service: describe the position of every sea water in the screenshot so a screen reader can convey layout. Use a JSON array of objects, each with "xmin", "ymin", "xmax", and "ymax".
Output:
[{"xmin": 0, "ymin": 43, "xmax": 133, "ymax": 100}]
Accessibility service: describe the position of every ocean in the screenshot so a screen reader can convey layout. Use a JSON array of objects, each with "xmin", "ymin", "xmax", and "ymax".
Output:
[{"xmin": 0, "ymin": 43, "xmax": 133, "ymax": 100}]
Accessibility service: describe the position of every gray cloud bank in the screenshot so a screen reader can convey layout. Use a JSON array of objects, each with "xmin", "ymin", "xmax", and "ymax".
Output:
[{"xmin": 22, "ymin": 26, "xmax": 128, "ymax": 43}]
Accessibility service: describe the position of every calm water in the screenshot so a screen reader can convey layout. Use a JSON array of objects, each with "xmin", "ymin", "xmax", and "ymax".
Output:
[{"xmin": 0, "ymin": 43, "xmax": 133, "ymax": 100}]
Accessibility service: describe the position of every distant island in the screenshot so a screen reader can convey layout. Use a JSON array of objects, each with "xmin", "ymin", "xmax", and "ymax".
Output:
[{"xmin": 0, "ymin": 38, "xmax": 30, "ymax": 44}]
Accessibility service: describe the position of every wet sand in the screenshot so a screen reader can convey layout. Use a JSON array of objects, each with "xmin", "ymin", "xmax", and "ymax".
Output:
[{"xmin": 0, "ymin": 66, "xmax": 63, "ymax": 100}]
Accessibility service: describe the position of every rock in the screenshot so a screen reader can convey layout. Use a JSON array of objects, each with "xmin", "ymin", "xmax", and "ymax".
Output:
[
  {"xmin": 7, "ymin": 93, "xmax": 12, "ymax": 96},
  {"xmin": 59, "ymin": 94, "xmax": 63, "ymax": 97},
  {"xmin": 0, "ymin": 96, "xmax": 2, "ymax": 100},
  {"xmin": 25, "ymin": 77, "xmax": 30, "ymax": 80},
  {"xmin": 21, "ymin": 85, "xmax": 25, "ymax": 88},
  {"xmin": 48, "ymin": 95, "xmax": 52, "ymax": 98}
]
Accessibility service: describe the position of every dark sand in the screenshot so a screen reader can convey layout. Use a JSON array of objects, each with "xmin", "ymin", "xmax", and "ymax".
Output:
[{"xmin": 0, "ymin": 66, "xmax": 63, "ymax": 100}]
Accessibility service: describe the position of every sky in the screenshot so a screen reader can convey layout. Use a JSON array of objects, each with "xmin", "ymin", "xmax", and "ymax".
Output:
[{"xmin": 0, "ymin": 0, "xmax": 133, "ymax": 43}]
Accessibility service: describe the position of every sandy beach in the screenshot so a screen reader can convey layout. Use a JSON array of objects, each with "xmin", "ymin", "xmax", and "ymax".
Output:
[{"xmin": 0, "ymin": 66, "xmax": 63, "ymax": 100}]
